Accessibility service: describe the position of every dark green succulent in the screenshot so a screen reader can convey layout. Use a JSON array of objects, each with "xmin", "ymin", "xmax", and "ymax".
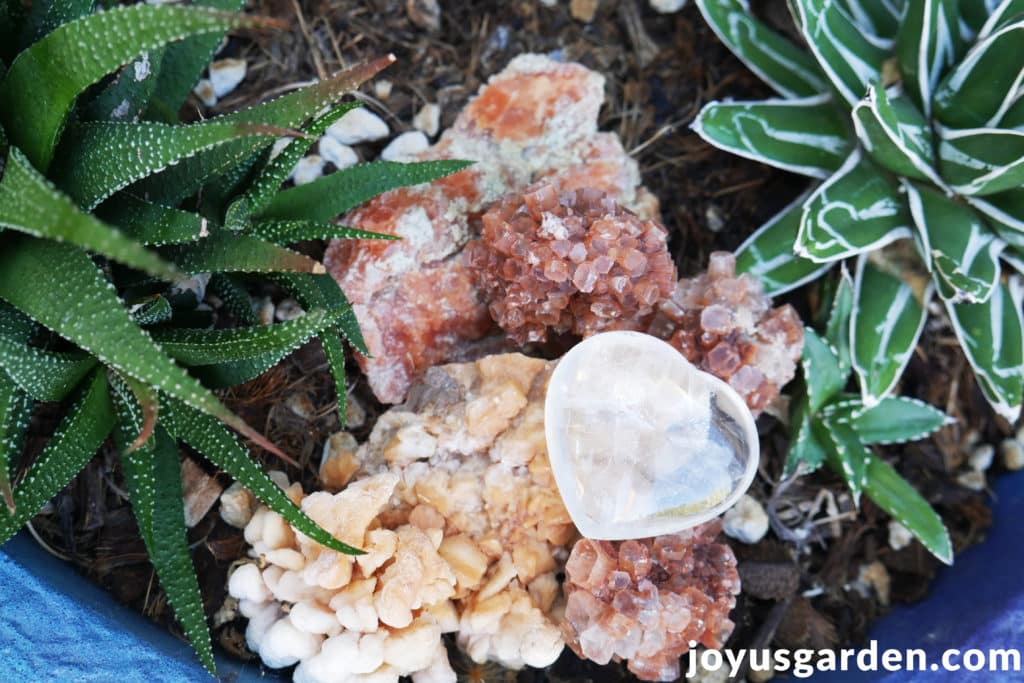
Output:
[
  {"xmin": 0, "ymin": 0, "xmax": 467, "ymax": 673},
  {"xmin": 695, "ymin": 0, "xmax": 1024, "ymax": 420}
]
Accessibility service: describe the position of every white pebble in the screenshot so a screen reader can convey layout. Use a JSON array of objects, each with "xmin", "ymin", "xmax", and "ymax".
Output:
[
  {"xmin": 242, "ymin": 600, "xmax": 282, "ymax": 652},
  {"xmin": 957, "ymin": 469, "xmax": 987, "ymax": 491},
  {"xmin": 1000, "ymin": 439, "xmax": 1024, "ymax": 471},
  {"xmin": 380, "ymin": 131, "xmax": 430, "ymax": 162},
  {"xmin": 1017, "ymin": 425, "xmax": 1024, "ymax": 444},
  {"xmin": 413, "ymin": 103, "xmax": 441, "ymax": 137},
  {"xmin": 269, "ymin": 137, "xmax": 292, "ymax": 160},
  {"xmin": 274, "ymin": 298, "xmax": 305, "ymax": 321},
  {"xmin": 291, "ymin": 155, "xmax": 325, "ymax": 186},
  {"xmin": 722, "ymin": 494, "xmax": 769, "ymax": 544},
  {"xmin": 326, "ymin": 108, "xmax": 390, "ymax": 145},
  {"xmin": 650, "ymin": 0, "xmax": 688, "ymax": 13},
  {"xmin": 228, "ymin": 563, "xmax": 271, "ymax": 603},
  {"xmin": 319, "ymin": 136, "xmax": 359, "ymax": 170},
  {"xmin": 220, "ymin": 481, "xmax": 256, "ymax": 529},
  {"xmin": 373, "ymin": 79, "xmax": 393, "ymax": 99},
  {"xmin": 968, "ymin": 444, "xmax": 995, "ymax": 471},
  {"xmin": 259, "ymin": 616, "xmax": 324, "ymax": 668},
  {"xmin": 192, "ymin": 78, "xmax": 218, "ymax": 107},
  {"xmin": 209, "ymin": 58, "xmax": 247, "ymax": 98},
  {"xmin": 290, "ymin": 600, "xmax": 341, "ymax": 635},
  {"xmin": 887, "ymin": 520, "xmax": 914, "ymax": 551}
]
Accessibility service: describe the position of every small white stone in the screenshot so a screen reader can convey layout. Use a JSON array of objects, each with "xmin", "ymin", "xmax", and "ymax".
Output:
[
  {"xmin": 887, "ymin": 520, "xmax": 914, "ymax": 551},
  {"xmin": 228, "ymin": 563, "xmax": 272, "ymax": 603},
  {"xmin": 192, "ymin": 78, "xmax": 218, "ymax": 105},
  {"xmin": 381, "ymin": 131, "xmax": 430, "ymax": 161},
  {"xmin": 290, "ymin": 600, "xmax": 341, "ymax": 635},
  {"xmin": 650, "ymin": 0, "xmax": 688, "ymax": 13},
  {"xmin": 373, "ymin": 79, "xmax": 393, "ymax": 99},
  {"xmin": 1000, "ymin": 439, "xmax": 1024, "ymax": 471},
  {"xmin": 292, "ymin": 155, "xmax": 325, "ymax": 186},
  {"xmin": 220, "ymin": 481, "xmax": 256, "ymax": 528},
  {"xmin": 957, "ymin": 469, "xmax": 987, "ymax": 491},
  {"xmin": 259, "ymin": 616, "xmax": 324, "ymax": 668},
  {"xmin": 723, "ymin": 494, "xmax": 769, "ymax": 544},
  {"xmin": 286, "ymin": 393, "xmax": 316, "ymax": 419},
  {"xmin": 346, "ymin": 395, "xmax": 366, "ymax": 430},
  {"xmin": 1016, "ymin": 425, "xmax": 1024, "ymax": 443},
  {"xmin": 319, "ymin": 136, "xmax": 359, "ymax": 170},
  {"xmin": 413, "ymin": 103, "xmax": 441, "ymax": 137},
  {"xmin": 241, "ymin": 600, "xmax": 282, "ymax": 652},
  {"xmin": 968, "ymin": 444, "xmax": 995, "ymax": 471},
  {"xmin": 539, "ymin": 0, "xmax": 558, "ymax": 6},
  {"xmin": 269, "ymin": 137, "xmax": 292, "ymax": 160},
  {"xmin": 274, "ymin": 298, "xmax": 305, "ymax": 321},
  {"xmin": 326, "ymin": 107, "xmax": 390, "ymax": 145},
  {"xmin": 209, "ymin": 58, "xmax": 247, "ymax": 98},
  {"xmin": 256, "ymin": 297, "xmax": 275, "ymax": 325}
]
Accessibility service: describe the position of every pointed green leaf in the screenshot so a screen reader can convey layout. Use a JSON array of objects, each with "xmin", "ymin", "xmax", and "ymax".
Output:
[
  {"xmin": 249, "ymin": 220, "xmax": 398, "ymax": 245},
  {"xmin": 784, "ymin": 392, "xmax": 829, "ymax": 477},
  {"xmin": 0, "ymin": 370, "xmax": 112, "ymax": 544},
  {"xmin": 825, "ymin": 265, "xmax": 855, "ymax": 375},
  {"xmin": 97, "ymin": 196, "xmax": 209, "ymax": 247},
  {"xmin": 260, "ymin": 160, "xmax": 474, "ymax": 222},
  {"xmin": 143, "ymin": 0, "xmax": 245, "ymax": 123},
  {"xmin": 960, "ymin": 0, "xmax": 1007, "ymax": 37},
  {"xmin": 160, "ymin": 231, "xmax": 324, "ymax": 276},
  {"xmin": 226, "ymin": 102, "xmax": 359, "ymax": 229},
  {"xmin": 735, "ymin": 189, "xmax": 832, "ymax": 295},
  {"xmin": 0, "ymin": 5, "xmax": 261, "ymax": 169},
  {"xmin": 852, "ymin": 84, "xmax": 941, "ymax": 183},
  {"xmin": 110, "ymin": 375, "xmax": 155, "ymax": 546},
  {"xmin": 0, "ymin": 373, "xmax": 32, "ymax": 511},
  {"xmin": 0, "ymin": 336, "xmax": 97, "ymax": 402},
  {"xmin": 320, "ymin": 331, "xmax": 348, "ymax": 427},
  {"xmin": 0, "ymin": 235, "xmax": 280, "ymax": 456},
  {"xmin": 817, "ymin": 415, "xmax": 869, "ymax": 503},
  {"xmin": 825, "ymin": 395, "xmax": 949, "ymax": 444},
  {"xmin": 968, "ymin": 188, "xmax": 1024, "ymax": 235},
  {"xmin": 851, "ymin": 256, "xmax": 931, "ymax": 407},
  {"xmin": 789, "ymin": 0, "xmax": 888, "ymax": 106},
  {"xmin": 150, "ymin": 309, "xmax": 332, "ymax": 365},
  {"xmin": 796, "ymin": 151, "xmax": 914, "ymax": 262},
  {"xmin": 803, "ymin": 328, "xmax": 846, "ymax": 412},
  {"xmin": 140, "ymin": 58, "xmax": 395, "ymax": 206},
  {"xmin": 131, "ymin": 297, "xmax": 174, "ymax": 327},
  {"xmin": 933, "ymin": 19, "xmax": 1024, "ymax": 127},
  {"xmin": 149, "ymin": 429, "xmax": 217, "ymax": 673},
  {"xmin": 82, "ymin": 48, "xmax": 162, "ymax": 124},
  {"xmin": 692, "ymin": 96, "xmax": 853, "ymax": 179},
  {"xmin": 207, "ymin": 274, "xmax": 258, "ymax": 325},
  {"xmin": 0, "ymin": 147, "xmax": 178, "ymax": 279},
  {"xmin": 904, "ymin": 181, "xmax": 1004, "ymax": 303},
  {"xmin": 979, "ymin": 0, "xmax": 1024, "ymax": 38},
  {"xmin": 896, "ymin": 0, "xmax": 961, "ymax": 115},
  {"xmin": 24, "ymin": 0, "xmax": 95, "ymax": 47},
  {"xmin": 695, "ymin": 0, "xmax": 827, "ymax": 97},
  {"xmin": 159, "ymin": 396, "xmax": 363, "ymax": 555},
  {"xmin": 938, "ymin": 125, "xmax": 1024, "ymax": 197},
  {"xmin": 837, "ymin": 0, "xmax": 902, "ymax": 39},
  {"xmin": 273, "ymin": 273, "xmax": 367, "ymax": 355},
  {"xmin": 191, "ymin": 352, "xmax": 285, "ymax": 389},
  {"xmin": 946, "ymin": 279, "xmax": 1024, "ymax": 420},
  {"xmin": 52, "ymin": 121, "xmax": 282, "ymax": 210},
  {"xmin": 863, "ymin": 453, "xmax": 952, "ymax": 563}
]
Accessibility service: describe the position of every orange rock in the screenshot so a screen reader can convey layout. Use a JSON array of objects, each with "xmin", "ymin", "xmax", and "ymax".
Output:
[{"xmin": 324, "ymin": 54, "xmax": 652, "ymax": 403}]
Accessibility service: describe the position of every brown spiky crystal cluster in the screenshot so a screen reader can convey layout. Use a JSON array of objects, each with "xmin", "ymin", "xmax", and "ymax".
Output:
[
  {"xmin": 560, "ymin": 520, "xmax": 740, "ymax": 682},
  {"xmin": 647, "ymin": 252, "xmax": 803, "ymax": 415},
  {"xmin": 466, "ymin": 182, "xmax": 677, "ymax": 345}
]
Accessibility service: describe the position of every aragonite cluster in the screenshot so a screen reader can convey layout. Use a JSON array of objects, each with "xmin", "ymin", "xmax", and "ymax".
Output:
[
  {"xmin": 466, "ymin": 183, "xmax": 677, "ymax": 345},
  {"xmin": 646, "ymin": 252, "xmax": 804, "ymax": 415},
  {"xmin": 561, "ymin": 520, "xmax": 741, "ymax": 682},
  {"xmin": 324, "ymin": 54, "xmax": 657, "ymax": 404}
]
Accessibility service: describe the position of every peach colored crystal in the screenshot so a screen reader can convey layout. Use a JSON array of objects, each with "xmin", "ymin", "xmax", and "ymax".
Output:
[
  {"xmin": 324, "ymin": 54, "xmax": 655, "ymax": 403},
  {"xmin": 646, "ymin": 252, "xmax": 803, "ymax": 415},
  {"xmin": 466, "ymin": 183, "xmax": 677, "ymax": 345},
  {"xmin": 561, "ymin": 520, "xmax": 740, "ymax": 682}
]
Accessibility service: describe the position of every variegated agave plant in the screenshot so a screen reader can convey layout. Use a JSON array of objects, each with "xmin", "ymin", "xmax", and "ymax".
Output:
[
  {"xmin": 694, "ymin": 0, "xmax": 1024, "ymax": 420},
  {"xmin": 787, "ymin": 271, "xmax": 953, "ymax": 562},
  {"xmin": 0, "ymin": 0, "xmax": 466, "ymax": 673}
]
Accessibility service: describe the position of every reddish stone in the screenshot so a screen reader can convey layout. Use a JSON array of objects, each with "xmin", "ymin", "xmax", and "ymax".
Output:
[
  {"xmin": 561, "ymin": 521, "xmax": 741, "ymax": 682},
  {"xmin": 646, "ymin": 251, "xmax": 803, "ymax": 415}
]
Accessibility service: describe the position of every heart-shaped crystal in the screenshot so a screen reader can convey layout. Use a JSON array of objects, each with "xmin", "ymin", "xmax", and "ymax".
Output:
[{"xmin": 544, "ymin": 330, "xmax": 759, "ymax": 540}]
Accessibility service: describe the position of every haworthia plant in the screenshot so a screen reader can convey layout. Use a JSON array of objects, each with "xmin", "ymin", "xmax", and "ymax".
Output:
[
  {"xmin": 785, "ymin": 277, "xmax": 953, "ymax": 564},
  {"xmin": 695, "ymin": 0, "xmax": 1024, "ymax": 419},
  {"xmin": 0, "ymin": 0, "xmax": 471, "ymax": 674}
]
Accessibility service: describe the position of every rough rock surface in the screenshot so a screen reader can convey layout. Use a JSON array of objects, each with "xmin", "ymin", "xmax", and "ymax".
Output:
[
  {"xmin": 646, "ymin": 252, "xmax": 803, "ymax": 415},
  {"xmin": 325, "ymin": 54, "xmax": 654, "ymax": 403},
  {"xmin": 561, "ymin": 520, "xmax": 740, "ymax": 681},
  {"xmin": 466, "ymin": 182, "xmax": 677, "ymax": 345}
]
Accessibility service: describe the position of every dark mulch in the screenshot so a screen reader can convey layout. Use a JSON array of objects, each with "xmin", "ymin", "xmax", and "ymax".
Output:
[{"xmin": 26, "ymin": 0, "xmax": 1012, "ymax": 681}]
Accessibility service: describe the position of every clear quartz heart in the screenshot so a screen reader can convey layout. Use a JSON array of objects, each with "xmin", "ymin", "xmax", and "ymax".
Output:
[{"xmin": 544, "ymin": 330, "xmax": 759, "ymax": 540}]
